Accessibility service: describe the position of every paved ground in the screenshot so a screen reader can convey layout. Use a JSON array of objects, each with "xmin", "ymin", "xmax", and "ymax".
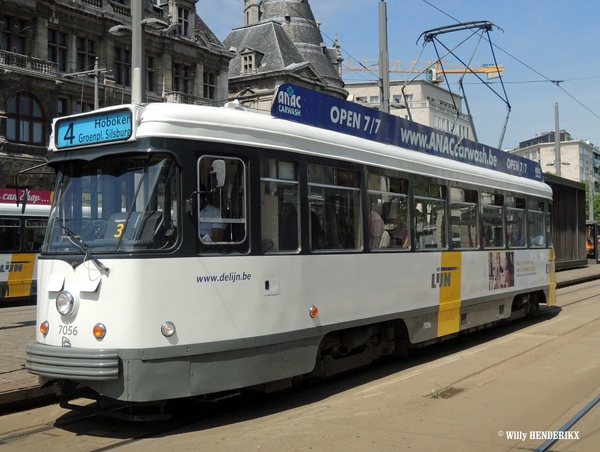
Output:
[{"xmin": 0, "ymin": 263, "xmax": 598, "ymax": 412}]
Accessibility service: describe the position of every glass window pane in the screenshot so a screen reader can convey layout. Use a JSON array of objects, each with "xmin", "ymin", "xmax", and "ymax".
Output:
[
  {"xmin": 415, "ymin": 197, "xmax": 446, "ymax": 249},
  {"xmin": 309, "ymin": 165, "xmax": 361, "ymax": 251},
  {"xmin": 19, "ymin": 96, "xmax": 30, "ymax": 115},
  {"xmin": 260, "ymin": 158, "xmax": 300, "ymax": 253},
  {"xmin": 19, "ymin": 119, "xmax": 29, "ymax": 142},
  {"xmin": 6, "ymin": 118, "xmax": 16, "ymax": 140},
  {"xmin": 0, "ymin": 219, "xmax": 21, "ymax": 252},
  {"xmin": 33, "ymin": 122, "xmax": 43, "ymax": 143},
  {"xmin": 527, "ymin": 210, "xmax": 545, "ymax": 247},
  {"xmin": 507, "ymin": 208, "xmax": 526, "ymax": 247},
  {"xmin": 7, "ymin": 97, "xmax": 16, "ymax": 114},
  {"xmin": 33, "ymin": 101, "xmax": 42, "ymax": 118},
  {"xmin": 198, "ymin": 157, "xmax": 246, "ymax": 245},
  {"xmin": 482, "ymin": 205, "xmax": 504, "ymax": 248},
  {"xmin": 368, "ymin": 193, "xmax": 409, "ymax": 250}
]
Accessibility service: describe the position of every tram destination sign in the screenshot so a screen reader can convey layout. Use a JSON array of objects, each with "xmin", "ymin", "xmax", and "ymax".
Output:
[
  {"xmin": 54, "ymin": 108, "xmax": 133, "ymax": 150},
  {"xmin": 271, "ymin": 83, "xmax": 542, "ymax": 181}
]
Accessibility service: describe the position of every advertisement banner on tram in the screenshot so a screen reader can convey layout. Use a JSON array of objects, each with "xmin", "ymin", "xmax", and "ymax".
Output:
[{"xmin": 271, "ymin": 83, "xmax": 542, "ymax": 182}]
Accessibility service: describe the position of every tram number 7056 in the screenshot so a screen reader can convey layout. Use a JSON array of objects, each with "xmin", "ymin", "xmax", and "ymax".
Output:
[{"xmin": 58, "ymin": 325, "xmax": 78, "ymax": 336}]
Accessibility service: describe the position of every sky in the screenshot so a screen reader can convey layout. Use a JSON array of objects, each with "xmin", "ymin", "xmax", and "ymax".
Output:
[{"xmin": 197, "ymin": 0, "xmax": 600, "ymax": 151}]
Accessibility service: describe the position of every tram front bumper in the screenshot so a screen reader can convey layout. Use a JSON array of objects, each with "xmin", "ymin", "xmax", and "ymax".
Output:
[{"xmin": 25, "ymin": 342, "xmax": 120, "ymax": 381}]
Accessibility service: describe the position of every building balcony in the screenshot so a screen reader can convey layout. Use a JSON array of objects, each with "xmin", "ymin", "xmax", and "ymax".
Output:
[
  {"xmin": 0, "ymin": 50, "xmax": 58, "ymax": 77},
  {"xmin": 164, "ymin": 91, "xmax": 221, "ymax": 107}
]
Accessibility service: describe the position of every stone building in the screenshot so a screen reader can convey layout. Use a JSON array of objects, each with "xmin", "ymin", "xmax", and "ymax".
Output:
[
  {"xmin": 223, "ymin": 0, "xmax": 346, "ymax": 112},
  {"xmin": 508, "ymin": 131, "xmax": 600, "ymax": 189},
  {"xmin": 0, "ymin": 0, "xmax": 233, "ymax": 190},
  {"xmin": 344, "ymin": 80, "xmax": 475, "ymax": 141}
]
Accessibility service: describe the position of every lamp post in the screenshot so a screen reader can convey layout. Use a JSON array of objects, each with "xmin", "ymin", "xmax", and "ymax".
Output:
[{"xmin": 108, "ymin": 6, "xmax": 170, "ymax": 105}]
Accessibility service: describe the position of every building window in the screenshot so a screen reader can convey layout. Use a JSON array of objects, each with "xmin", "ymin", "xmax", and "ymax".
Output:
[
  {"xmin": 114, "ymin": 47, "xmax": 131, "ymax": 86},
  {"xmin": 242, "ymin": 54, "xmax": 254, "ymax": 74},
  {"xmin": 355, "ymin": 97, "xmax": 367, "ymax": 103},
  {"xmin": 6, "ymin": 93, "xmax": 45, "ymax": 144},
  {"xmin": 177, "ymin": 7, "xmax": 189, "ymax": 36},
  {"xmin": 1, "ymin": 16, "xmax": 28, "ymax": 54},
  {"xmin": 76, "ymin": 102, "xmax": 93, "ymax": 113},
  {"xmin": 48, "ymin": 29, "xmax": 68, "ymax": 72},
  {"xmin": 203, "ymin": 72, "xmax": 216, "ymax": 99},
  {"xmin": 173, "ymin": 63, "xmax": 192, "ymax": 94},
  {"xmin": 370, "ymin": 96, "xmax": 379, "ymax": 104},
  {"xmin": 147, "ymin": 55, "xmax": 155, "ymax": 93},
  {"xmin": 76, "ymin": 37, "xmax": 96, "ymax": 71},
  {"xmin": 57, "ymin": 98, "xmax": 68, "ymax": 117}
]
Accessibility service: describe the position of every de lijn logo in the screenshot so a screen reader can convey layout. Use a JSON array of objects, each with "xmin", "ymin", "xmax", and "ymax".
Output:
[
  {"xmin": 276, "ymin": 86, "xmax": 302, "ymax": 117},
  {"xmin": 431, "ymin": 266, "xmax": 458, "ymax": 288}
]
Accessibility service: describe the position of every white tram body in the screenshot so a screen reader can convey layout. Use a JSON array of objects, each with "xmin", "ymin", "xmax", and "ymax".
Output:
[{"xmin": 26, "ymin": 84, "xmax": 555, "ymax": 403}]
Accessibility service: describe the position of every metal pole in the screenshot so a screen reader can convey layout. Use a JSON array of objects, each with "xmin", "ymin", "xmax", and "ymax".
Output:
[
  {"xmin": 378, "ymin": 1, "xmax": 389, "ymax": 114},
  {"xmin": 94, "ymin": 57, "xmax": 99, "ymax": 109},
  {"xmin": 555, "ymin": 103, "xmax": 561, "ymax": 177},
  {"xmin": 131, "ymin": 1, "xmax": 143, "ymax": 105},
  {"xmin": 590, "ymin": 169, "xmax": 595, "ymax": 221}
]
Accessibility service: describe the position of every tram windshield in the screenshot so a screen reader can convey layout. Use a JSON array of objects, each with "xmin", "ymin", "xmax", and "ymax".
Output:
[{"xmin": 45, "ymin": 154, "xmax": 179, "ymax": 253}]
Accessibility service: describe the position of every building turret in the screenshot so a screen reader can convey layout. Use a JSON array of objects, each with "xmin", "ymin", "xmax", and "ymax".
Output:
[{"xmin": 244, "ymin": 0, "xmax": 260, "ymax": 26}]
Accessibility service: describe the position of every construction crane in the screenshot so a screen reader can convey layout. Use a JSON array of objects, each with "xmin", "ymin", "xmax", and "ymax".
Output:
[{"xmin": 343, "ymin": 59, "xmax": 504, "ymax": 83}]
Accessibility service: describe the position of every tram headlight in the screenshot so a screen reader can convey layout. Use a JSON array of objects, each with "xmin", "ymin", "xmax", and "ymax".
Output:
[
  {"xmin": 161, "ymin": 321, "xmax": 176, "ymax": 337},
  {"xmin": 56, "ymin": 291, "xmax": 75, "ymax": 316}
]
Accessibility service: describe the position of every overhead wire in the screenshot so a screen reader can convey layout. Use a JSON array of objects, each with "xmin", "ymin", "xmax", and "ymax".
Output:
[{"xmin": 420, "ymin": 0, "xmax": 600, "ymax": 121}]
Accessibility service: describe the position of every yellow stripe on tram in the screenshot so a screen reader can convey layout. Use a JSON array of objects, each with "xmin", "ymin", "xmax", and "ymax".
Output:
[
  {"xmin": 437, "ymin": 252, "xmax": 462, "ymax": 337},
  {"xmin": 6, "ymin": 254, "xmax": 37, "ymax": 298},
  {"xmin": 548, "ymin": 248, "xmax": 556, "ymax": 306}
]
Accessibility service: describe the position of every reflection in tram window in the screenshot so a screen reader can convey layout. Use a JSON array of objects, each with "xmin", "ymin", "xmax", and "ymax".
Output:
[
  {"xmin": 308, "ymin": 164, "xmax": 361, "ymax": 251},
  {"xmin": 260, "ymin": 158, "xmax": 299, "ymax": 253},
  {"xmin": 198, "ymin": 156, "xmax": 247, "ymax": 245},
  {"xmin": 367, "ymin": 173, "xmax": 409, "ymax": 250},
  {"xmin": 481, "ymin": 192, "xmax": 504, "ymax": 248},
  {"xmin": 450, "ymin": 187, "xmax": 478, "ymax": 249},
  {"xmin": 414, "ymin": 182, "xmax": 446, "ymax": 250}
]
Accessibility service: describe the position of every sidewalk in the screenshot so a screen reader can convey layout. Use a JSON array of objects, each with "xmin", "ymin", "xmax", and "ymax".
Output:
[
  {"xmin": 555, "ymin": 262, "xmax": 600, "ymax": 288},
  {"xmin": 1, "ymin": 264, "xmax": 599, "ymax": 412}
]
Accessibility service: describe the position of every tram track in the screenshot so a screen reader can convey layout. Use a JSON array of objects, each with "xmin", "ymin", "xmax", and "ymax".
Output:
[
  {"xmin": 0, "ymin": 392, "xmax": 262, "ymax": 451},
  {"xmin": 411, "ymin": 287, "xmax": 600, "ymax": 402},
  {"xmin": 2, "ymin": 283, "xmax": 599, "ymax": 451}
]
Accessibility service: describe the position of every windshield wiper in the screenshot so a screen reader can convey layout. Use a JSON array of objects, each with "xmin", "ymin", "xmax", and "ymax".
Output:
[{"xmin": 57, "ymin": 220, "xmax": 110, "ymax": 275}]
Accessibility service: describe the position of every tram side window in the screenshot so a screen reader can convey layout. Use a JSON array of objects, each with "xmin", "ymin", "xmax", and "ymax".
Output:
[
  {"xmin": 367, "ymin": 173, "xmax": 409, "ymax": 250},
  {"xmin": 507, "ymin": 196, "xmax": 526, "ymax": 248},
  {"xmin": 0, "ymin": 219, "xmax": 20, "ymax": 252},
  {"xmin": 450, "ymin": 187, "xmax": 478, "ymax": 249},
  {"xmin": 527, "ymin": 199, "xmax": 545, "ymax": 247},
  {"xmin": 26, "ymin": 219, "xmax": 48, "ymax": 251},
  {"xmin": 481, "ymin": 192, "xmax": 504, "ymax": 248},
  {"xmin": 308, "ymin": 164, "xmax": 361, "ymax": 251},
  {"xmin": 198, "ymin": 156, "xmax": 246, "ymax": 245},
  {"xmin": 260, "ymin": 158, "xmax": 300, "ymax": 253},
  {"xmin": 414, "ymin": 182, "xmax": 446, "ymax": 250}
]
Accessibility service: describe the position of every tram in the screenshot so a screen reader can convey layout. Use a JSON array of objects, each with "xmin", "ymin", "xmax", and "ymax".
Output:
[
  {"xmin": 0, "ymin": 190, "xmax": 51, "ymax": 303},
  {"xmin": 25, "ymin": 83, "xmax": 555, "ymax": 407}
]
